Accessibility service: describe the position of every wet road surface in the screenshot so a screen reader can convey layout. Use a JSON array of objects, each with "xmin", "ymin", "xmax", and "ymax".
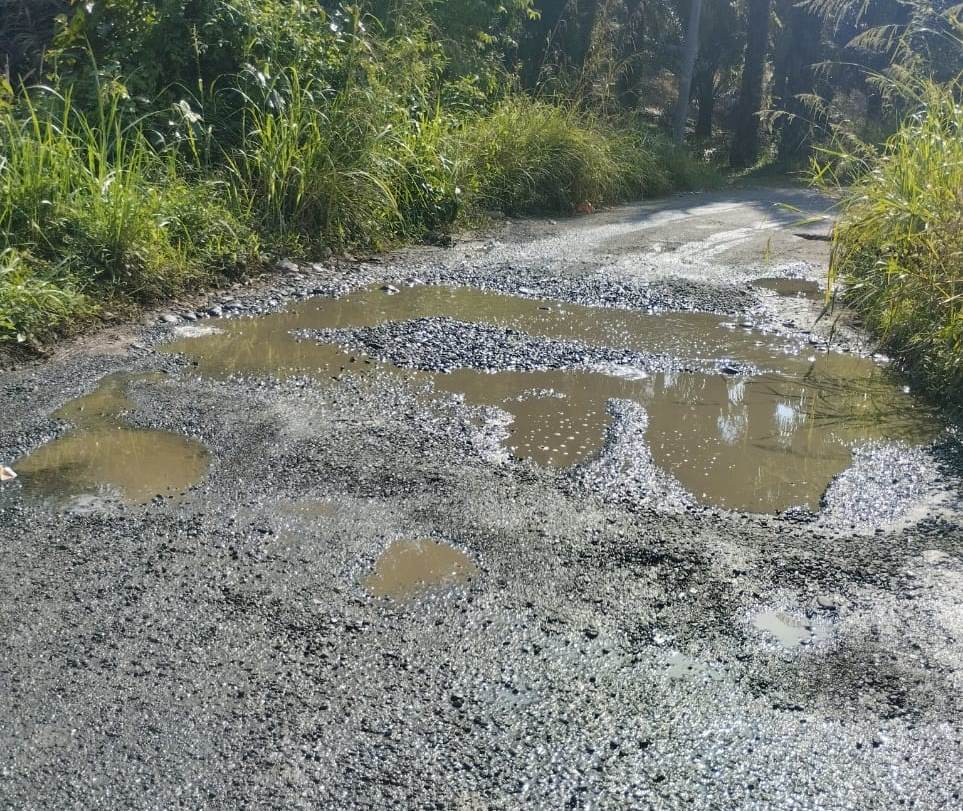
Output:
[{"xmin": 1, "ymin": 185, "xmax": 962, "ymax": 808}]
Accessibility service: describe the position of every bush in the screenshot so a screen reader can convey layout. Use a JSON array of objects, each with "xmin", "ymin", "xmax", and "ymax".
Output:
[
  {"xmin": 822, "ymin": 82, "xmax": 963, "ymax": 400},
  {"xmin": 459, "ymin": 98, "xmax": 629, "ymax": 213},
  {"xmin": 228, "ymin": 67, "xmax": 457, "ymax": 250},
  {"xmin": 459, "ymin": 97, "xmax": 720, "ymax": 214}
]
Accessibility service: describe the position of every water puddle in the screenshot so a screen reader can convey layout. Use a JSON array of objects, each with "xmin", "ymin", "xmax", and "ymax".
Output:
[
  {"xmin": 15, "ymin": 373, "xmax": 209, "ymax": 506},
  {"xmin": 163, "ymin": 285, "xmax": 806, "ymax": 378},
  {"xmin": 753, "ymin": 611, "xmax": 828, "ymax": 648},
  {"xmin": 364, "ymin": 538, "xmax": 477, "ymax": 600},
  {"xmin": 752, "ymin": 277, "xmax": 822, "ymax": 299},
  {"xmin": 163, "ymin": 284, "xmax": 939, "ymax": 513}
]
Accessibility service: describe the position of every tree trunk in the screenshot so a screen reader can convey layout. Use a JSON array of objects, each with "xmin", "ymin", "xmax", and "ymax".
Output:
[
  {"xmin": 616, "ymin": 0, "xmax": 648, "ymax": 105},
  {"xmin": 519, "ymin": 0, "xmax": 573, "ymax": 88},
  {"xmin": 773, "ymin": 1, "xmax": 823, "ymax": 164},
  {"xmin": 694, "ymin": 63, "xmax": 716, "ymax": 138},
  {"xmin": 730, "ymin": 0, "xmax": 772, "ymax": 167},
  {"xmin": 672, "ymin": 0, "xmax": 704, "ymax": 143}
]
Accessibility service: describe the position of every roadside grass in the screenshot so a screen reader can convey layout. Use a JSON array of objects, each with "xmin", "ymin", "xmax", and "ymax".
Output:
[
  {"xmin": 459, "ymin": 97, "xmax": 722, "ymax": 214},
  {"xmin": 816, "ymin": 81, "xmax": 963, "ymax": 401},
  {"xmin": 0, "ymin": 249, "xmax": 90, "ymax": 344},
  {"xmin": 227, "ymin": 67, "xmax": 460, "ymax": 253},
  {"xmin": 0, "ymin": 88, "xmax": 257, "ymax": 343}
]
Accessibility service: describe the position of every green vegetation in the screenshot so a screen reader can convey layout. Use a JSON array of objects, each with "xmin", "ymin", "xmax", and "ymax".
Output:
[
  {"xmin": 459, "ymin": 97, "xmax": 715, "ymax": 213},
  {"xmin": 818, "ymin": 82, "xmax": 963, "ymax": 401},
  {"xmin": 0, "ymin": 85, "xmax": 257, "ymax": 342}
]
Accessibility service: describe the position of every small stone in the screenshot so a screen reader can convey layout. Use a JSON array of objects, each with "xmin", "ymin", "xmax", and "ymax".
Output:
[
  {"xmin": 276, "ymin": 258, "xmax": 299, "ymax": 274},
  {"xmin": 207, "ymin": 305, "xmax": 223, "ymax": 317},
  {"xmin": 816, "ymin": 595, "xmax": 837, "ymax": 610},
  {"xmin": 161, "ymin": 313, "xmax": 179, "ymax": 324},
  {"xmin": 182, "ymin": 311, "xmax": 198, "ymax": 321},
  {"xmin": 381, "ymin": 285, "xmax": 399, "ymax": 295},
  {"xmin": 450, "ymin": 693, "xmax": 465, "ymax": 709},
  {"xmin": 0, "ymin": 466, "xmax": 17, "ymax": 482}
]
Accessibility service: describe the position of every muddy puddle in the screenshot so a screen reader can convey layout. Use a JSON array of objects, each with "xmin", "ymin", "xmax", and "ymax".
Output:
[
  {"xmin": 15, "ymin": 373, "xmax": 209, "ymax": 506},
  {"xmin": 164, "ymin": 284, "xmax": 939, "ymax": 513},
  {"xmin": 164, "ymin": 285, "xmax": 808, "ymax": 377},
  {"xmin": 752, "ymin": 277, "xmax": 823, "ymax": 299},
  {"xmin": 364, "ymin": 539, "xmax": 477, "ymax": 599}
]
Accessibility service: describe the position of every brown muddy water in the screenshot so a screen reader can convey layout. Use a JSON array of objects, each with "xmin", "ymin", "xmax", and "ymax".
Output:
[
  {"xmin": 365, "ymin": 539, "xmax": 478, "ymax": 599},
  {"xmin": 163, "ymin": 284, "xmax": 938, "ymax": 513},
  {"xmin": 15, "ymin": 373, "xmax": 209, "ymax": 506},
  {"xmin": 751, "ymin": 277, "xmax": 823, "ymax": 299},
  {"xmin": 165, "ymin": 285, "xmax": 810, "ymax": 377}
]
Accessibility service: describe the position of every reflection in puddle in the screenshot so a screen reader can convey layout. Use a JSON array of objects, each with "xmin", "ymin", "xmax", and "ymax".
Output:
[
  {"xmin": 16, "ymin": 373, "xmax": 208, "ymax": 506},
  {"xmin": 163, "ymin": 285, "xmax": 804, "ymax": 378},
  {"xmin": 364, "ymin": 539, "xmax": 477, "ymax": 599},
  {"xmin": 438, "ymin": 358, "xmax": 933, "ymax": 512},
  {"xmin": 752, "ymin": 277, "xmax": 822, "ymax": 299},
  {"xmin": 164, "ymin": 284, "xmax": 939, "ymax": 513},
  {"xmin": 754, "ymin": 611, "xmax": 827, "ymax": 648}
]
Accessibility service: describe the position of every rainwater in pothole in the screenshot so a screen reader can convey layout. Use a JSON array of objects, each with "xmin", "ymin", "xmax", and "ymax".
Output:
[
  {"xmin": 752, "ymin": 277, "xmax": 823, "ymax": 299},
  {"xmin": 14, "ymin": 373, "xmax": 209, "ymax": 506},
  {"xmin": 164, "ymin": 285, "xmax": 810, "ymax": 376},
  {"xmin": 364, "ymin": 539, "xmax": 478, "ymax": 599},
  {"xmin": 163, "ymin": 284, "xmax": 939, "ymax": 513}
]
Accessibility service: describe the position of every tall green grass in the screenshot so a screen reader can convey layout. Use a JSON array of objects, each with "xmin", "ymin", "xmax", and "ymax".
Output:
[
  {"xmin": 227, "ymin": 68, "xmax": 458, "ymax": 250},
  {"xmin": 0, "ymin": 87, "xmax": 256, "ymax": 342},
  {"xmin": 817, "ymin": 81, "xmax": 963, "ymax": 401},
  {"xmin": 458, "ymin": 97, "xmax": 721, "ymax": 214},
  {"xmin": 0, "ymin": 249, "xmax": 89, "ymax": 344}
]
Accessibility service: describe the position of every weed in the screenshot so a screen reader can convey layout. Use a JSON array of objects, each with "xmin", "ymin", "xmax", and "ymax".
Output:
[{"xmin": 817, "ymin": 81, "xmax": 963, "ymax": 400}]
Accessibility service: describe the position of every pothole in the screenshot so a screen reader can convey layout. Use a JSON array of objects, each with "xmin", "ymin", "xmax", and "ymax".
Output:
[
  {"xmin": 364, "ymin": 539, "xmax": 478, "ymax": 600},
  {"xmin": 14, "ymin": 373, "xmax": 209, "ymax": 507},
  {"xmin": 163, "ymin": 285, "xmax": 804, "ymax": 378},
  {"xmin": 163, "ymin": 284, "xmax": 940, "ymax": 513},
  {"xmin": 752, "ymin": 277, "xmax": 822, "ymax": 299}
]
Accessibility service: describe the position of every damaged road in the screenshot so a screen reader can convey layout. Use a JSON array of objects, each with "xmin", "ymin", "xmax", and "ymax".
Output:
[{"xmin": 1, "ymin": 185, "xmax": 962, "ymax": 808}]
